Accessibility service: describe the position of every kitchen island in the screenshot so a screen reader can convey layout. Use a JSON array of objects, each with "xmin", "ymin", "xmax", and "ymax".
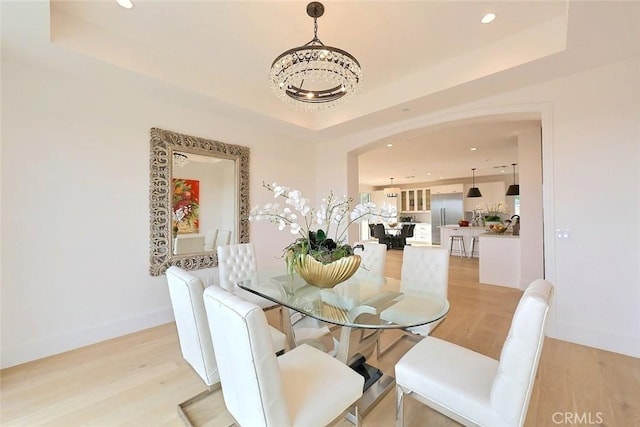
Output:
[
  {"xmin": 479, "ymin": 233, "xmax": 521, "ymax": 288},
  {"xmin": 439, "ymin": 225, "xmax": 490, "ymax": 257}
]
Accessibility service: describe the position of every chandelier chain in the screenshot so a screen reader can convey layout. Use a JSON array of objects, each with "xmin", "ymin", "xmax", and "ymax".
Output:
[{"xmin": 314, "ymin": 16, "xmax": 318, "ymax": 39}]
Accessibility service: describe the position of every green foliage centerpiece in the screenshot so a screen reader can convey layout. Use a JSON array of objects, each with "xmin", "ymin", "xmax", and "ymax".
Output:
[
  {"xmin": 249, "ymin": 182, "xmax": 394, "ymax": 288},
  {"xmin": 476, "ymin": 202, "xmax": 510, "ymax": 224}
]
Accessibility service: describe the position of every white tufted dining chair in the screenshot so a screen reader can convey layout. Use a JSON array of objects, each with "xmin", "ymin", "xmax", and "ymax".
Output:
[
  {"xmin": 215, "ymin": 229, "xmax": 232, "ymax": 247},
  {"xmin": 378, "ymin": 245, "xmax": 449, "ymax": 356},
  {"xmin": 203, "ymin": 229, "xmax": 218, "ymax": 252},
  {"xmin": 217, "ymin": 243, "xmax": 282, "ymax": 314},
  {"xmin": 165, "ymin": 266, "xmax": 286, "ymax": 425},
  {"xmin": 173, "ymin": 235, "xmax": 206, "ymax": 255},
  {"xmin": 353, "ymin": 242, "xmax": 387, "ymax": 285},
  {"xmin": 203, "ymin": 284, "xmax": 364, "ymax": 427},
  {"xmin": 395, "ymin": 279, "xmax": 553, "ymax": 427}
]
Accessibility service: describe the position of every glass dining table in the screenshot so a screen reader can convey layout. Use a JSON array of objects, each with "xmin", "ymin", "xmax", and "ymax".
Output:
[{"xmin": 238, "ymin": 273, "xmax": 450, "ymax": 418}]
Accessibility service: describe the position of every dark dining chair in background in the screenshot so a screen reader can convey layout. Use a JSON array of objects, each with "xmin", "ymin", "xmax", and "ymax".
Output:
[
  {"xmin": 390, "ymin": 223, "xmax": 415, "ymax": 249},
  {"xmin": 372, "ymin": 223, "xmax": 392, "ymax": 249}
]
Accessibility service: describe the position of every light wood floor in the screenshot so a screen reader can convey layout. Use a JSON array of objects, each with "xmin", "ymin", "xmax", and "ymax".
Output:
[{"xmin": 2, "ymin": 252, "xmax": 639, "ymax": 426}]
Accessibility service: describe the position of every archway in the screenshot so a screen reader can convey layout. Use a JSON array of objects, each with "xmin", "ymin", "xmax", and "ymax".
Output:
[{"xmin": 347, "ymin": 107, "xmax": 551, "ymax": 290}]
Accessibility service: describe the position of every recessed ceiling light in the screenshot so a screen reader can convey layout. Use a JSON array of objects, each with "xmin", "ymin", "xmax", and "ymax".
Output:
[
  {"xmin": 439, "ymin": 176, "xmax": 444, "ymax": 179},
  {"xmin": 386, "ymin": 143, "xmax": 393, "ymax": 147},
  {"xmin": 481, "ymin": 13, "xmax": 496, "ymax": 24},
  {"xmin": 427, "ymin": 172, "xmax": 431, "ymax": 176},
  {"xmin": 117, "ymin": 0, "xmax": 134, "ymax": 9},
  {"xmin": 470, "ymin": 147, "xmax": 478, "ymax": 151}
]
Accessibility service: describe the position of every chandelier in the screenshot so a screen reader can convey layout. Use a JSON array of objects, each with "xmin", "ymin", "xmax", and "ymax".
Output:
[
  {"xmin": 173, "ymin": 152, "xmax": 189, "ymax": 168},
  {"xmin": 384, "ymin": 178, "xmax": 400, "ymax": 198},
  {"xmin": 269, "ymin": 2, "xmax": 362, "ymax": 111}
]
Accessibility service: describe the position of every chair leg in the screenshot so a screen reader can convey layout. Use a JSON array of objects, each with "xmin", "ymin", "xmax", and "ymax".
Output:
[
  {"xmin": 377, "ymin": 331, "xmax": 404, "ymax": 359},
  {"xmin": 377, "ymin": 329, "xmax": 422, "ymax": 359},
  {"xmin": 396, "ymin": 384, "xmax": 405, "ymax": 427},
  {"xmin": 341, "ymin": 404, "xmax": 361, "ymax": 426},
  {"xmin": 177, "ymin": 383, "xmax": 222, "ymax": 427},
  {"xmin": 353, "ymin": 404, "xmax": 361, "ymax": 427},
  {"xmin": 263, "ymin": 304, "xmax": 284, "ymax": 332}
]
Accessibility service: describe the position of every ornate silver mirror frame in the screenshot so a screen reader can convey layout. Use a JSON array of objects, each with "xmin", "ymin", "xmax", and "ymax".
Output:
[{"xmin": 149, "ymin": 128, "xmax": 250, "ymax": 276}]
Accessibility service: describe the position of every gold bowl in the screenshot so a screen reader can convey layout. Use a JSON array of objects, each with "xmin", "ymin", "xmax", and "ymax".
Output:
[
  {"xmin": 489, "ymin": 224, "xmax": 507, "ymax": 234},
  {"xmin": 295, "ymin": 254, "xmax": 361, "ymax": 288}
]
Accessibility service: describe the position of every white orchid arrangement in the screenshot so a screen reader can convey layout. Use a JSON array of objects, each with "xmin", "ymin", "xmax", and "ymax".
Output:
[
  {"xmin": 476, "ymin": 202, "xmax": 510, "ymax": 221},
  {"xmin": 249, "ymin": 182, "xmax": 394, "ymax": 268}
]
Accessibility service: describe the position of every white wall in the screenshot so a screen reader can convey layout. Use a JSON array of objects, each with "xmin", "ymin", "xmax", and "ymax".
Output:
[
  {"xmin": 317, "ymin": 57, "xmax": 640, "ymax": 358},
  {"xmin": 0, "ymin": 56, "xmax": 315, "ymax": 368},
  {"xmin": 518, "ymin": 126, "xmax": 544, "ymax": 287},
  {"xmin": 2, "ymin": 4, "xmax": 638, "ymax": 368}
]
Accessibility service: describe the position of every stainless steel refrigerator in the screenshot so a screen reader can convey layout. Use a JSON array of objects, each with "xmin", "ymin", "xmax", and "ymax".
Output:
[{"xmin": 431, "ymin": 193, "xmax": 464, "ymax": 245}]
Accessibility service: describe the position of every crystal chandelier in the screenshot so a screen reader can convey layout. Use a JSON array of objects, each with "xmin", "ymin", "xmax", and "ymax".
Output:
[
  {"xmin": 173, "ymin": 152, "xmax": 189, "ymax": 168},
  {"xmin": 269, "ymin": 2, "xmax": 362, "ymax": 111}
]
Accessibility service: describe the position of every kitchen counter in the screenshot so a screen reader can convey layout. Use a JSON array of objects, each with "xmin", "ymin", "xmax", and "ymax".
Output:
[
  {"xmin": 479, "ymin": 233, "xmax": 521, "ymax": 288},
  {"xmin": 439, "ymin": 226, "xmax": 491, "ymax": 258},
  {"xmin": 479, "ymin": 232, "xmax": 519, "ymax": 238},
  {"xmin": 439, "ymin": 225, "xmax": 487, "ymax": 229}
]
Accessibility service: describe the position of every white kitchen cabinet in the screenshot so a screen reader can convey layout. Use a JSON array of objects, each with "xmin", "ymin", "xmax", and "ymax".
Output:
[
  {"xmin": 400, "ymin": 188, "xmax": 430, "ymax": 212},
  {"xmin": 463, "ymin": 181, "xmax": 506, "ymax": 212},
  {"xmin": 430, "ymin": 184, "xmax": 463, "ymax": 195},
  {"xmin": 406, "ymin": 222, "xmax": 432, "ymax": 244}
]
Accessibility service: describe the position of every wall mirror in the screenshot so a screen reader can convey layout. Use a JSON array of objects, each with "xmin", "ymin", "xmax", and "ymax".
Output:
[{"xmin": 149, "ymin": 128, "xmax": 249, "ymax": 275}]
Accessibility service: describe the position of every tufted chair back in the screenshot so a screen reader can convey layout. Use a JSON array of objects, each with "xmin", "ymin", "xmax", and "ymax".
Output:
[
  {"xmin": 166, "ymin": 266, "xmax": 219, "ymax": 386},
  {"xmin": 353, "ymin": 242, "xmax": 387, "ymax": 283},
  {"xmin": 400, "ymin": 245, "xmax": 449, "ymax": 336},
  {"xmin": 400, "ymin": 245, "xmax": 449, "ymax": 298},
  {"xmin": 217, "ymin": 243, "xmax": 281, "ymax": 313},
  {"xmin": 491, "ymin": 279, "xmax": 553, "ymax": 426},
  {"xmin": 203, "ymin": 285, "xmax": 291, "ymax": 426},
  {"xmin": 217, "ymin": 243, "xmax": 260, "ymax": 292}
]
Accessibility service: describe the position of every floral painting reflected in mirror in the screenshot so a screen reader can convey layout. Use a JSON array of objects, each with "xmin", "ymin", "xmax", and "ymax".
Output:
[
  {"xmin": 173, "ymin": 178, "xmax": 200, "ymax": 234},
  {"xmin": 149, "ymin": 128, "xmax": 250, "ymax": 276}
]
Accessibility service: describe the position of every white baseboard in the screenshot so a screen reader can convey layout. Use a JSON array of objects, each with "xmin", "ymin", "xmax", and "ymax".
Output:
[
  {"xmin": 549, "ymin": 322, "xmax": 640, "ymax": 359},
  {"xmin": 0, "ymin": 307, "xmax": 174, "ymax": 369}
]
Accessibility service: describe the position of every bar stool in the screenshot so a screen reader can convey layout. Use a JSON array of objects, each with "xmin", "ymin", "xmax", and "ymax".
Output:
[
  {"xmin": 449, "ymin": 235, "xmax": 466, "ymax": 259},
  {"xmin": 468, "ymin": 235, "xmax": 479, "ymax": 259}
]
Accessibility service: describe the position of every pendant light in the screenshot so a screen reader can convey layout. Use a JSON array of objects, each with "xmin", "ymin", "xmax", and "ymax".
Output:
[
  {"xmin": 506, "ymin": 163, "xmax": 520, "ymax": 196},
  {"xmin": 466, "ymin": 168, "xmax": 482, "ymax": 198},
  {"xmin": 384, "ymin": 178, "xmax": 400, "ymax": 198}
]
